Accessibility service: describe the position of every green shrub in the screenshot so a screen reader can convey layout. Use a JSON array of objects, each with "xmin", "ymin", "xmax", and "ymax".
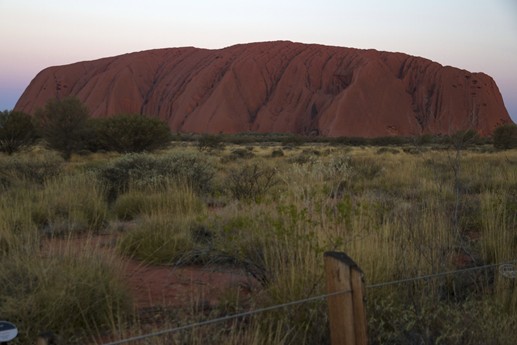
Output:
[
  {"xmin": 0, "ymin": 110, "xmax": 38, "ymax": 154},
  {"xmin": 0, "ymin": 250, "xmax": 131, "ymax": 344},
  {"xmin": 118, "ymin": 214, "xmax": 195, "ymax": 264},
  {"xmin": 0, "ymin": 188, "xmax": 39, "ymax": 256},
  {"xmin": 0, "ymin": 151, "xmax": 63, "ymax": 187},
  {"xmin": 93, "ymin": 114, "xmax": 171, "ymax": 153},
  {"xmin": 449, "ymin": 129, "xmax": 480, "ymax": 149},
  {"xmin": 97, "ymin": 152, "xmax": 215, "ymax": 201},
  {"xmin": 493, "ymin": 124, "xmax": 517, "ymax": 150},
  {"xmin": 112, "ymin": 191, "xmax": 148, "ymax": 221},
  {"xmin": 197, "ymin": 133, "xmax": 225, "ymax": 151},
  {"xmin": 329, "ymin": 136, "xmax": 369, "ymax": 146},
  {"xmin": 287, "ymin": 152, "xmax": 317, "ymax": 165},
  {"xmin": 403, "ymin": 147, "xmax": 427, "ymax": 154},
  {"xmin": 161, "ymin": 152, "xmax": 216, "ymax": 193},
  {"xmin": 371, "ymin": 136, "xmax": 410, "ymax": 146},
  {"xmin": 35, "ymin": 97, "xmax": 90, "ymax": 160},
  {"xmin": 376, "ymin": 147, "xmax": 400, "ymax": 154},
  {"xmin": 368, "ymin": 293, "xmax": 517, "ymax": 345},
  {"xmin": 225, "ymin": 163, "xmax": 279, "ymax": 201},
  {"xmin": 281, "ymin": 134, "xmax": 306, "ymax": 146},
  {"xmin": 228, "ymin": 148, "xmax": 255, "ymax": 160},
  {"xmin": 113, "ymin": 183, "xmax": 204, "ymax": 221},
  {"xmin": 349, "ymin": 158, "xmax": 384, "ymax": 180},
  {"xmin": 271, "ymin": 149, "xmax": 284, "ymax": 157},
  {"xmin": 32, "ymin": 173, "xmax": 108, "ymax": 236}
]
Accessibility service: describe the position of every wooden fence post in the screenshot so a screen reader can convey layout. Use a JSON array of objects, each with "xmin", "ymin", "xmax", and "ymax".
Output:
[{"xmin": 324, "ymin": 251, "xmax": 367, "ymax": 345}]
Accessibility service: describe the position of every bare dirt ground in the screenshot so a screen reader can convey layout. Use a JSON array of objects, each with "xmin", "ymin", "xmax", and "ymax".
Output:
[
  {"xmin": 42, "ymin": 234, "xmax": 259, "ymax": 311},
  {"xmin": 124, "ymin": 259, "xmax": 257, "ymax": 310}
]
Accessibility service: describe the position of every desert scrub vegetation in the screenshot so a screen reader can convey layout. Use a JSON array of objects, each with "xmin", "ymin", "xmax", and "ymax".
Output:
[
  {"xmin": 115, "ymin": 182, "xmax": 208, "ymax": 264},
  {"xmin": 0, "ymin": 110, "xmax": 38, "ymax": 155},
  {"xmin": 1, "ymin": 142, "xmax": 516, "ymax": 344},
  {"xmin": 92, "ymin": 113, "xmax": 171, "ymax": 153},
  {"xmin": 32, "ymin": 172, "xmax": 109, "ymax": 236},
  {"xmin": 1, "ymin": 189, "xmax": 130, "ymax": 344},
  {"xmin": 225, "ymin": 163, "xmax": 280, "ymax": 201},
  {"xmin": 112, "ymin": 179, "xmax": 204, "ymax": 221},
  {"xmin": 0, "ymin": 243, "xmax": 131, "ymax": 344},
  {"xmin": 96, "ymin": 151, "xmax": 216, "ymax": 201},
  {"xmin": 0, "ymin": 149, "xmax": 63, "ymax": 187}
]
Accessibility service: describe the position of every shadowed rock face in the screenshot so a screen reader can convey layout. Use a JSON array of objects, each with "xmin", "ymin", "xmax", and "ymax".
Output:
[{"xmin": 15, "ymin": 41, "xmax": 512, "ymax": 137}]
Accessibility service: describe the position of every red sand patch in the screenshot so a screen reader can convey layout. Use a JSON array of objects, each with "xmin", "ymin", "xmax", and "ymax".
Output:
[
  {"xmin": 124, "ymin": 260, "xmax": 257, "ymax": 309},
  {"xmin": 41, "ymin": 234, "xmax": 259, "ymax": 311}
]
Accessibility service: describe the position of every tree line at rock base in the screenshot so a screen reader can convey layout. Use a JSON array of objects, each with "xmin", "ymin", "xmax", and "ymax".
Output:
[
  {"xmin": 1, "ymin": 97, "xmax": 517, "ymax": 158},
  {"xmin": 1, "ymin": 97, "xmax": 171, "ymax": 159}
]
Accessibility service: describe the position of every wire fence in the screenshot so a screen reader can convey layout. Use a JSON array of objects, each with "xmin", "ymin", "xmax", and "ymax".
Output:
[
  {"xmin": 103, "ymin": 289, "xmax": 352, "ymax": 345},
  {"xmin": 103, "ymin": 259, "xmax": 517, "ymax": 345}
]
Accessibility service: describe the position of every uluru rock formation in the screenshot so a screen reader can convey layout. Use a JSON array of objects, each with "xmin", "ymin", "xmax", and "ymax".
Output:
[{"xmin": 15, "ymin": 41, "xmax": 512, "ymax": 137}]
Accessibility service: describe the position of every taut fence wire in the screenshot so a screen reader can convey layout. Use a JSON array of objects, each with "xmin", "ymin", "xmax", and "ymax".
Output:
[{"xmin": 102, "ymin": 259, "xmax": 517, "ymax": 345}]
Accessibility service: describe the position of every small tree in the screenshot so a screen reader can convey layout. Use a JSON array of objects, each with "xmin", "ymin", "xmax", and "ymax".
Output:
[
  {"xmin": 36, "ymin": 97, "xmax": 90, "ymax": 160},
  {"xmin": 0, "ymin": 110, "xmax": 37, "ymax": 154},
  {"xmin": 493, "ymin": 124, "xmax": 517, "ymax": 150},
  {"xmin": 450, "ymin": 129, "xmax": 480, "ymax": 150},
  {"xmin": 94, "ymin": 114, "xmax": 171, "ymax": 153},
  {"xmin": 226, "ymin": 163, "xmax": 279, "ymax": 201},
  {"xmin": 197, "ymin": 134, "xmax": 225, "ymax": 151}
]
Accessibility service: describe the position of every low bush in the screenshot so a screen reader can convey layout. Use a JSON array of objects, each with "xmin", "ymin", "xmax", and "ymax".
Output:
[
  {"xmin": 112, "ymin": 191, "xmax": 148, "ymax": 221},
  {"xmin": 493, "ymin": 123, "xmax": 517, "ymax": 150},
  {"xmin": 0, "ymin": 249, "xmax": 131, "ymax": 344},
  {"xmin": 225, "ymin": 163, "xmax": 279, "ymax": 201},
  {"xmin": 376, "ymin": 147, "xmax": 400, "ymax": 154},
  {"xmin": 403, "ymin": 147, "xmax": 427, "ymax": 154},
  {"xmin": 0, "ymin": 110, "xmax": 38, "ymax": 154},
  {"xmin": 368, "ymin": 293, "xmax": 517, "ymax": 345},
  {"xmin": 93, "ymin": 114, "xmax": 171, "ymax": 153},
  {"xmin": 35, "ymin": 97, "xmax": 91, "ymax": 160},
  {"xmin": 349, "ymin": 158, "xmax": 384, "ymax": 180},
  {"xmin": 271, "ymin": 149, "xmax": 284, "ymax": 157},
  {"xmin": 227, "ymin": 148, "xmax": 255, "ymax": 160},
  {"xmin": 32, "ymin": 173, "xmax": 108, "ymax": 236},
  {"xmin": 113, "ymin": 182, "xmax": 204, "ymax": 221},
  {"xmin": 0, "ymin": 188, "xmax": 39, "ymax": 256},
  {"xmin": 97, "ymin": 152, "xmax": 215, "ymax": 201},
  {"xmin": 301, "ymin": 148, "xmax": 321, "ymax": 156},
  {"xmin": 0, "ymin": 151, "xmax": 63, "ymax": 187},
  {"xmin": 117, "ymin": 214, "xmax": 196, "ymax": 264},
  {"xmin": 287, "ymin": 152, "xmax": 317, "ymax": 165},
  {"xmin": 371, "ymin": 136, "xmax": 410, "ymax": 146},
  {"xmin": 449, "ymin": 129, "xmax": 481, "ymax": 149},
  {"xmin": 197, "ymin": 134, "xmax": 225, "ymax": 151}
]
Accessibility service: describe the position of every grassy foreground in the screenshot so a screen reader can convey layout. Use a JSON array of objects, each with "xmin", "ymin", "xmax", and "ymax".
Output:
[{"xmin": 1, "ymin": 142, "xmax": 516, "ymax": 344}]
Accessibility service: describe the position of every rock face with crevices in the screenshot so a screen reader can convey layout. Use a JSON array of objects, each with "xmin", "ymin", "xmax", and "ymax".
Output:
[{"xmin": 15, "ymin": 41, "xmax": 512, "ymax": 137}]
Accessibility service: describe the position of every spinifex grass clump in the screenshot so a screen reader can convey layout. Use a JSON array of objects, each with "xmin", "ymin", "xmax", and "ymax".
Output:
[
  {"xmin": 225, "ymin": 163, "xmax": 279, "ymax": 201},
  {"xmin": 113, "ymin": 179, "xmax": 205, "ymax": 221},
  {"xmin": 117, "ymin": 213, "xmax": 199, "ymax": 264},
  {"xmin": 0, "ymin": 187, "xmax": 39, "ymax": 255},
  {"xmin": 0, "ymin": 150, "xmax": 63, "ymax": 188},
  {"xmin": 31, "ymin": 172, "xmax": 109, "ymax": 236},
  {"xmin": 115, "ymin": 181, "xmax": 207, "ymax": 263},
  {"xmin": 0, "ymin": 244, "xmax": 132, "ymax": 344},
  {"xmin": 97, "ymin": 151, "xmax": 216, "ymax": 202}
]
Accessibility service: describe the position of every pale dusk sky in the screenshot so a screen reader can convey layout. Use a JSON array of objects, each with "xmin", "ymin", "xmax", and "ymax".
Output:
[{"xmin": 1, "ymin": 0, "xmax": 516, "ymax": 122}]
